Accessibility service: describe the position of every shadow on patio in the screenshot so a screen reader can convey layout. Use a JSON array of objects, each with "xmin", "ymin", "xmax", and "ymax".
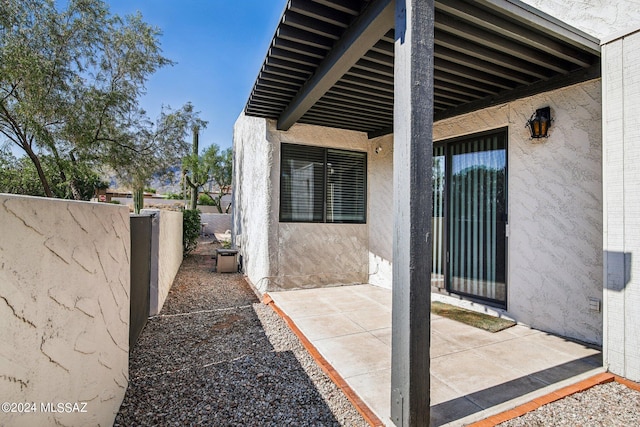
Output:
[{"xmin": 268, "ymin": 284, "xmax": 603, "ymax": 426}]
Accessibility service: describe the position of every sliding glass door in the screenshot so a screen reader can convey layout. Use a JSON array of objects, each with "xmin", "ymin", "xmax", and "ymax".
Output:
[{"xmin": 432, "ymin": 130, "xmax": 507, "ymax": 306}]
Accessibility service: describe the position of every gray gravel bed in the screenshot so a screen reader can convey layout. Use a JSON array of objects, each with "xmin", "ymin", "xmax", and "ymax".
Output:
[
  {"xmin": 498, "ymin": 381, "xmax": 640, "ymax": 426},
  {"xmin": 115, "ymin": 240, "xmax": 366, "ymax": 426}
]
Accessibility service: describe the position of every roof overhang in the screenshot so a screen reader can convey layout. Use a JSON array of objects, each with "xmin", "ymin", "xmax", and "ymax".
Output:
[{"xmin": 244, "ymin": 0, "xmax": 601, "ymax": 138}]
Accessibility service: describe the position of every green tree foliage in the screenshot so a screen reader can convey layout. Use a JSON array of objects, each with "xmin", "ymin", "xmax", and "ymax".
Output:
[
  {"xmin": 183, "ymin": 144, "xmax": 232, "ymax": 213},
  {"xmin": 197, "ymin": 193, "xmax": 215, "ymax": 206},
  {"xmin": 0, "ymin": 147, "xmax": 107, "ymax": 199},
  {"xmin": 182, "ymin": 209, "xmax": 201, "ymax": 257},
  {"xmin": 183, "ymin": 126, "xmax": 205, "ymax": 210},
  {"xmin": 0, "ymin": 0, "xmax": 175, "ymax": 199},
  {"xmin": 110, "ymin": 102, "xmax": 206, "ymax": 213}
]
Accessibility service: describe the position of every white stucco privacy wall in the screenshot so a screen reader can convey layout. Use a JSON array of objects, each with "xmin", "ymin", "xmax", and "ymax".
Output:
[
  {"xmin": 200, "ymin": 213, "xmax": 232, "ymax": 235},
  {"xmin": 434, "ymin": 80, "xmax": 603, "ymax": 344},
  {"xmin": 0, "ymin": 194, "xmax": 130, "ymax": 427},
  {"xmin": 142, "ymin": 209, "xmax": 183, "ymax": 316},
  {"xmin": 233, "ymin": 114, "xmax": 371, "ymax": 292},
  {"xmin": 602, "ymin": 27, "xmax": 640, "ymax": 382},
  {"xmin": 233, "ymin": 114, "xmax": 275, "ymax": 293}
]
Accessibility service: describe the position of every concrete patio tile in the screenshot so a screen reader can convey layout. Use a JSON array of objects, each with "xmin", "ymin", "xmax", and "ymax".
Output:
[
  {"xmin": 345, "ymin": 308, "xmax": 392, "ymax": 331},
  {"xmin": 356, "ymin": 285, "xmax": 393, "ymax": 306},
  {"xmin": 531, "ymin": 332, "xmax": 601, "ymax": 358},
  {"xmin": 430, "ymin": 329, "xmax": 467, "ymax": 358},
  {"xmin": 313, "ymin": 332, "xmax": 391, "ymax": 378},
  {"xmin": 530, "ymin": 357, "xmax": 603, "ymax": 385},
  {"xmin": 500, "ymin": 324, "xmax": 542, "ymax": 338},
  {"xmin": 430, "ymin": 349, "xmax": 525, "ymax": 399},
  {"xmin": 347, "ymin": 369, "xmax": 391, "ymax": 423},
  {"xmin": 430, "ymin": 374, "xmax": 466, "ymax": 405},
  {"xmin": 430, "ymin": 317, "xmax": 507, "ymax": 348},
  {"xmin": 464, "ymin": 373, "xmax": 548, "ymax": 409},
  {"xmin": 293, "ymin": 313, "xmax": 366, "ymax": 341},
  {"xmin": 472, "ymin": 335, "xmax": 596, "ymax": 380},
  {"xmin": 371, "ymin": 328, "xmax": 392, "ymax": 347},
  {"xmin": 326, "ymin": 294, "xmax": 385, "ymax": 313},
  {"xmin": 269, "ymin": 287, "xmax": 328, "ymax": 301},
  {"xmin": 269, "ymin": 284, "xmax": 604, "ymax": 427},
  {"xmin": 269, "ymin": 293, "xmax": 340, "ymax": 318},
  {"xmin": 430, "ymin": 376, "xmax": 483, "ymax": 426}
]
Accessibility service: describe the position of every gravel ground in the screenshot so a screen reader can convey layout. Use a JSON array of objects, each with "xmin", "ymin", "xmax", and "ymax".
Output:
[
  {"xmin": 114, "ymin": 237, "xmax": 366, "ymax": 426},
  {"xmin": 498, "ymin": 381, "xmax": 640, "ymax": 426}
]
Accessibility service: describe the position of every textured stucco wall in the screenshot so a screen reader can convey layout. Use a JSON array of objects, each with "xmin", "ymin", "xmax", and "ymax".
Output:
[
  {"xmin": 266, "ymin": 120, "xmax": 370, "ymax": 290},
  {"xmin": 602, "ymin": 29, "xmax": 640, "ymax": 381},
  {"xmin": 433, "ymin": 80, "xmax": 603, "ymax": 344},
  {"xmin": 368, "ymin": 134, "xmax": 394, "ymax": 289},
  {"xmin": 141, "ymin": 209, "xmax": 183, "ymax": 316},
  {"xmin": 157, "ymin": 210, "xmax": 183, "ymax": 315},
  {"xmin": 200, "ymin": 213, "xmax": 231, "ymax": 235},
  {"xmin": 233, "ymin": 114, "xmax": 275, "ymax": 293},
  {"xmin": 0, "ymin": 195, "xmax": 130, "ymax": 427},
  {"xmin": 232, "ymin": 114, "xmax": 371, "ymax": 292},
  {"xmin": 520, "ymin": 0, "xmax": 640, "ymax": 40}
]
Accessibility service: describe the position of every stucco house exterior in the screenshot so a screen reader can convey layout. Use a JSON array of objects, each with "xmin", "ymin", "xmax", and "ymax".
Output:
[{"xmin": 232, "ymin": 1, "xmax": 640, "ymax": 423}]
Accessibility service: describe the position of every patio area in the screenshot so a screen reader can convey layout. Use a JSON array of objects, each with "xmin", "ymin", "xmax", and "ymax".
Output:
[{"xmin": 268, "ymin": 284, "xmax": 603, "ymax": 426}]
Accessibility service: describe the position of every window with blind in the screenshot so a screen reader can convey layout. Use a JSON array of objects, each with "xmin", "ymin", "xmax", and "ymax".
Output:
[{"xmin": 280, "ymin": 143, "xmax": 366, "ymax": 223}]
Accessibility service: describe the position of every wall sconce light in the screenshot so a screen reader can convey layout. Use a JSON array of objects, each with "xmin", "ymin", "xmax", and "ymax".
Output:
[
  {"xmin": 375, "ymin": 145, "xmax": 382, "ymax": 154},
  {"xmin": 526, "ymin": 106, "xmax": 552, "ymax": 139}
]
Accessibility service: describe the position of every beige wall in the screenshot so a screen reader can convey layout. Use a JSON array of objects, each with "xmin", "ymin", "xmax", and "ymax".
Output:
[
  {"xmin": 268, "ymin": 121, "xmax": 370, "ymax": 290},
  {"xmin": 368, "ymin": 134, "xmax": 394, "ymax": 289},
  {"xmin": 233, "ymin": 114, "xmax": 371, "ymax": 292},
  {"xmin": 433, "ymin": 80, "xmax": 603, "ymax": 344},
  {"xmin": 156, "ymin": 210, "xmax": 183, "ymax": 315},
  {"xmin": 0, "ymin": 194, "xmax": 130, "ymax": 426},
  {"xmin": 200, "ymin": 213, "xmax": 232, "ymax": 235}
]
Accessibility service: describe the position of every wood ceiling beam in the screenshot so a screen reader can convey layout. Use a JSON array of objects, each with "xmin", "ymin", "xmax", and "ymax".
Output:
[
  {"xmin": 277, "ymin": 0, "xmax": 394, "ymax": 130},
  {"xmin": 437, "ymin": 0, "xmax": 595, "ymax": 67}
]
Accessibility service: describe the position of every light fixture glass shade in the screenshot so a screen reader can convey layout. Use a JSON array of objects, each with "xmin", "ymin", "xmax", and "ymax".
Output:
[{"xmin": 527, "ymin": 106, "xmax": 552, "ymax": 138}]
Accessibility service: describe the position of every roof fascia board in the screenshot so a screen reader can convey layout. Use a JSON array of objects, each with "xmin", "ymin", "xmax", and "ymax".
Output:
[
  {"xmin": 476, "ymin": 0, "xmax": 601, "ymax": 55},
  {"xmin": 277, "ymin": 0, "xmax": 394, "ymax": 130}
]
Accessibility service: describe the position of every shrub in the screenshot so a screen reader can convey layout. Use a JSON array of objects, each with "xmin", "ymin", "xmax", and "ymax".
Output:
[
  {"xmin": 165, "ymin": 192, "xmax": 184, "ymax": 200},
  {"xmin": 183, "ymin": 209, "xmax": 201, "ymax": 256},
  {"xmin": 198, "ymin": 193, "xmax": 216, "ymax": 206}
]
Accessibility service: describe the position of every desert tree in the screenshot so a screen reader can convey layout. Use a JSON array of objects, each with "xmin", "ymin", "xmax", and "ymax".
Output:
[
  {"xmin": 0, "ymin": 0, "xmax": 173, "ymax": 198},
  {"xmin": 183, "ymin": 142, "xmax": 232, "ymax": 213}
]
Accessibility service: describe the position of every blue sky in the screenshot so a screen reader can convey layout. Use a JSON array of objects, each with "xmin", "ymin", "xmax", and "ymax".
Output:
[{"xmin": 107, "ymin": 1, "xmax": 286, "ymax": 151}]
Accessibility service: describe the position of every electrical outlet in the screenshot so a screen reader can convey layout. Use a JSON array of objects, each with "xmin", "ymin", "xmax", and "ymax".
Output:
[{"xmin": 589, "ymin": 297, "xmax": 601, "ymax": 313}]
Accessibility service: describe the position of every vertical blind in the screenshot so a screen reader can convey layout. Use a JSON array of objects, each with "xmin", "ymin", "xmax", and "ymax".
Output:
[
  {"xmin": 432, "ymin": 131, "xmax": 507, "ymax": 306},
  {"xmin": 432, "ymin": 146, "xmax": 446, "ymax": 287},
  {"xmin": 280, "ymin": 143, "xmax": 366, "ymax": 223},
  {"xmin": 448, "ymin": 133, "xmax": 506, "ymax": 303}
]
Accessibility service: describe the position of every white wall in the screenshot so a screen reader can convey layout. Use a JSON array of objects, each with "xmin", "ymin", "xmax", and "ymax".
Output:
[
  {"xmin": 269, "ymin": 121, "xmax": 370, "ymax": 290},
  {"xmin": 233, "ymin": 114, "xmax": 371, "ymax": 292},
  {"xmin": 602, "ymin": 27, "xmax": 640, "ymax": 381},
  {"xmin": 0, "ymin": 195, "xmax": 130, "ymax": 426},
  {"xmin": 433, "ymin": 80, "xmax": 603, "ymax": 344},
  {"xmin": 521, "ymin": 0, "xmax": 640, "ymax": 41},
  {"xmin": 200, "ymin": 213, "xmax": 231, "ymax": 235},
  {"xmin": 368, "ymin": 134, "xmax": 394, "ymax": 289},
  {"xmin": 233, "ymin": 114, "xmax": 275, "ymax": 293}
]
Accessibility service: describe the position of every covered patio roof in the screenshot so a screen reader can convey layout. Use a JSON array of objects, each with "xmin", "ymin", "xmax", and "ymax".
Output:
[{"xmin": 244, "ymin": 0, "xmax": 601, "ymax": 138}]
